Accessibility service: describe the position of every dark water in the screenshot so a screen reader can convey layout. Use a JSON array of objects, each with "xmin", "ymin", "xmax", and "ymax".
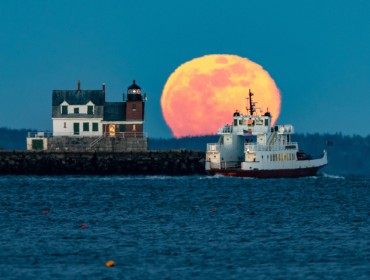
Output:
[{"xmin": 1, "ymin": 174, "xmax": 370, "ymax": 279}]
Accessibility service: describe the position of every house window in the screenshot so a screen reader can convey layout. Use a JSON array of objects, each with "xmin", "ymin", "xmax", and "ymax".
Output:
[
  {"xmin": 74, "ymin": 108, "xmax": 79, "ymax": 114},
  {"xmin": 62, "ymin": 106, "xmax": 68, "ymax": 115},
  {"xmin": 87, "ymin": 106, "xmax": 94, "ymax": 115},
  {"xmin": 83, "ymin": 122, "xmax": 89, "ymax": 132},
  {"xmin": 92, "ymin": 123, "xmax": 99, "ymax": 132},
  {"xmin": 132, "ymin": 124, "xmax": 136, "ymax": 131},
  {"xmin": 63, "ymin": 122, "xmax": 66, "ymax": 128},
  {"xmin": 132, "ymin": 104, "xmax": 137, "ymax": 111},
  {"xmin": 119, "ymin": 125, "xmax": 125, "ymax": 132},
  {"xmin": 109, "ymin": 124, "xmax": 116, "ymax": 136},
  {"xmin": 73, "ymin": 123, "xmax": 80, "ymax": 135}
]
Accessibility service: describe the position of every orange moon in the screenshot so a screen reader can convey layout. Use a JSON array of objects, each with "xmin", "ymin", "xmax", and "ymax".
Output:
[{"xmin": 161, "ymin": 54, "xmax": 281, "ymax": 138}]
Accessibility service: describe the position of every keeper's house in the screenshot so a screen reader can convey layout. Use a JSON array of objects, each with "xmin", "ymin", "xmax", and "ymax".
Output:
[{"xmin": 27, "ymin": 80, "xmax": 147, "ymax": 152}]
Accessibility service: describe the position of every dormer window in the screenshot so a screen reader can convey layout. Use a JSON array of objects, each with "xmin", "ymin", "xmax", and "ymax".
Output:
[
  {"xmin": 87, "ymin": 105, "xmax": 94, "ymax": 115},
  {"xmin": 74, "ymin": 108, "xmax": 79, "ymax": 114},
  {"xmin": 61, "ymin": 105, "xmax": 68, "ymax": 115}
]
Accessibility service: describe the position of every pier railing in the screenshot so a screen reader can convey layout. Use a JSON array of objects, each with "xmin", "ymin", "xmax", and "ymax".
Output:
[
  {"xmin": 102, "ymin": 132, "xmax": 148, "ymax": 138},
  {"xmin": 29, "ymin": 131, "xmax": 148, "ymax": 138},
  {"xmin": 27, "ymin": 132, "xmax": 53, "ymax": 138}
]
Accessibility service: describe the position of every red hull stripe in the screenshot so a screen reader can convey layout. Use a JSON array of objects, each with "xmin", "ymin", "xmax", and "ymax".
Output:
[{"xmin": 206, "ymin": 166, "xmax": 323, "ymax": 178}]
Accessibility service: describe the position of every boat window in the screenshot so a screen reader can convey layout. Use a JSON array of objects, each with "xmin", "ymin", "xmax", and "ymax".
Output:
[
  {"xmin": 265, "ymin": 119, "xmax": 268, "ymax": 126},
  {"xmin": 255, "ymin": 119, "xmax": 263, "ymax": 125}
]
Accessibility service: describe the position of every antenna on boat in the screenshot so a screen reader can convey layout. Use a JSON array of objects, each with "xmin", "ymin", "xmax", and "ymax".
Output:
[{"xmin": 247, "ymin": 89, "xmax": 256, "ymax": 115}]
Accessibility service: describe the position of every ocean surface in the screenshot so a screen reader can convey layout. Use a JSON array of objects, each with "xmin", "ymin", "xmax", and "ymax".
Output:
[{"xmin": 0, "ymin": 174, "xmax": 370, "ymax": 279}]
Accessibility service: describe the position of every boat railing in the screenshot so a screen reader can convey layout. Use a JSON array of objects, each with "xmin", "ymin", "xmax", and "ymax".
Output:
[
  {"xmin": 218, "ymin": 126, "xmax": 233, "ymax": 134},
  {"xmin": 235, "ymin": 126, "xmax": 269, "ymax": 135},
  {"xmin": 245, "ymin": 142, "xmax": 298, "ymax": 152},
  {"xmin": 209, "ymin": 161, "xmax": 241, "ymax": 170},
  {"xmin": 207, "ymin": 143, "xmax": 220, "ymax": 152},
  {"xmin": 276, "ymin": 124, "xmax": 294, "ymax": 134}
]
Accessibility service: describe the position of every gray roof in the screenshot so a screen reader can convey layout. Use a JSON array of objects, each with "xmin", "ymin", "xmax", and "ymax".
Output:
[
  {"xmin": 104, "ymin": 102, "xmax": 126, "ymax": 121},
  {"xmin": 52, "ymin": 90, "xmax": 105, "ymax": 106}
]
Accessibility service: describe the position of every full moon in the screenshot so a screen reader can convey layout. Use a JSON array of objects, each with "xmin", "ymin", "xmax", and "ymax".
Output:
[{"xmin": 161, "ymin": 54, "xmax": 281, "ymax": 138}]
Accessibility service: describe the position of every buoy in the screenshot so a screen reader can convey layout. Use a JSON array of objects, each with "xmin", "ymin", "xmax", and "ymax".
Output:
[
  {"xmin": 210, "ymin": 209, "xmax": 217, "ymax": 213},
  {"xmin": 81, "ymin": 224, "xmax": 87, "ymax": 229},
  {"xmin": 105, "ymin": 260, "xmax": 115, "ymax": 267},
  {"xmin": 42, "ymin": 210, "xmax": 49, "ymax": 215}
]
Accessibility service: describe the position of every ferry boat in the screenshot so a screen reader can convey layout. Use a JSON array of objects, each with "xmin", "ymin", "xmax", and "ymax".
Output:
[{"xmin": 205, "ymin": 90, "xmax": 328, "ymax": 178}]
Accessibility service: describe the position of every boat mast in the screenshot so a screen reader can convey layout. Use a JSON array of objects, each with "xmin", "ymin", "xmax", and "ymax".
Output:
[{"xmin": 247, "ymin": 89, "xmax": 256, "ymax": 115}]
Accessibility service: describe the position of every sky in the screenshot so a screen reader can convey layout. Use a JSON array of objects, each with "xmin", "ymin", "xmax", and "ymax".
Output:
[{"xmin": 0, "ymin": 0, "xmax": 369, "ymax": 138}]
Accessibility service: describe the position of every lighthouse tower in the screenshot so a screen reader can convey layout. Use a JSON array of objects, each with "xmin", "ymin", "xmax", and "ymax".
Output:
[{"xmin": 125, "ymin": 80, "xmax": 146, "ymax": 134}]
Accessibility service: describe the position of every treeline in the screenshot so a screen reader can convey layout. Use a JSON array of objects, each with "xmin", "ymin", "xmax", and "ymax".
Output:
[
  {"xmin": 1, "ymin": 127, "xmax": 369, "ymax": 176},
  {"xmin": 0, "ymin": 127, "xmax": 31, "ymax": 150}
]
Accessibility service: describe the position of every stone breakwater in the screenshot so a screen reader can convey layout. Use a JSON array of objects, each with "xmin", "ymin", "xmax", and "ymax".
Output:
[{"xmin": 0, "ymin": 150, "xmax": 206, "ymax": 176}]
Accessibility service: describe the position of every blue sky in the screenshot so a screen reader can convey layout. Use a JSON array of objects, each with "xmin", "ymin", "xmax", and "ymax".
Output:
[{"xmin": 0, "ymin": 0, "xmax": 369, "ymax": 137}]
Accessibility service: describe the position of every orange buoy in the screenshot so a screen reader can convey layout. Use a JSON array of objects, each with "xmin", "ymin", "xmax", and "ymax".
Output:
[
  {"xmin": 42, "ymin": 210, "xmax": 49, "ymax": 215},
  {"xmin": 105, "ymin": 260, "xmax": 115, "ymax": 267},
  {"xmin": 81, "ymin": 224, "xmax": 87, "ymax": 229},
  {"xmin": 210, "ymin": 209, "xmax": 217, "ymax": 213}
]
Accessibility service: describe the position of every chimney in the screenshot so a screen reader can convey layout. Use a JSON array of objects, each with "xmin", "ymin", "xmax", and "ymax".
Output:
[
  {"xmin": 102, "ymin": 83, "xmax": 106, "ymax": 93},
  {"xmin": 77, "ymin": 80, "xmax": 81, "ymax": 92}
]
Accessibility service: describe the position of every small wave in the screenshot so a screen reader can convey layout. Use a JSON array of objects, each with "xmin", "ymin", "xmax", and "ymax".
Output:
[
  {"xmin": 102, "ymin": 175, "xmax": 185, "ymax": 181},
  {"xmin": 320, "ymin": 172, "xmax": 345, "ymax": 179},
  {"xmin": 198, "ymin": 174, "xmax": 256, "ymax": 180},
  {"xmin": 198, "ymin": 175, "xmax": 224, "ymax": 180}
]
